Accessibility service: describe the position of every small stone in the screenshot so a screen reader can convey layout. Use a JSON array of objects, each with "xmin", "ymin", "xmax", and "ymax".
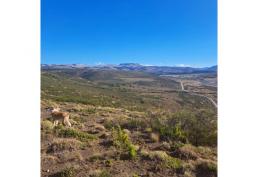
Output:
[
  {"xmin": 123, "ymin": 129, "xmax": 131, "ymax": 135},
  {"xmin": 94, "ymin": 123, "xmax": 106, "ymax": 131},
  {"xmin": 99, "ymin": 132, "xmax": 110, "ymax": 138}
]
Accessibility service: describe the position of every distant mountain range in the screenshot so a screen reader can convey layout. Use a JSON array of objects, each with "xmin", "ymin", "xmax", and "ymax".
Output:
[{"xmin": 41, "ymin": 63, "xmax": 217, "ymax": 75}]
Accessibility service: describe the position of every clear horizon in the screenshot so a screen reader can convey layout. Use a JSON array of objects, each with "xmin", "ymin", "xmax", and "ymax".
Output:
[
  {"xmin": 41, "ymin": 0, "xmax": 217, "ymax": 67},
  {"xmin": 41, "ymin": 62, "xmax": 217, "ymax": 68}
]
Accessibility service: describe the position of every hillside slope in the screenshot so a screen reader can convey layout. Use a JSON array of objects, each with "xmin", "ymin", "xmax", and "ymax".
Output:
[{"xmin": 41, "ymin": 68, "xmax": 217, "ymax": 177}]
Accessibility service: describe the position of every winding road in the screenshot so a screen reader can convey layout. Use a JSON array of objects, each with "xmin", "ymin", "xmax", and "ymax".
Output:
[
  {"xmin": 180, "ymin": 81, "xmax": 217, "ymax": 108},
  {"xmin": 180, "ymin": 81, "xmax": 185, "ymax": 91}
]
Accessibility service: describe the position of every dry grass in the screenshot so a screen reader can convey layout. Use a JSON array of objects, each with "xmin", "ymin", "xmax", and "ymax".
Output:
[
  {"xmin": 195, "ymin": 159, "xmax": 217, "ymax": 177},
  {"xmin": 140, "ymin": 150, "xmax": 182, "ymax": 169},
  {"xmin": 150, "ymin": 132, "xmax": 160, "ymax": 142},
  {"xmin": 47, "ymin": 138, "xmax": 84, "ymax": 153},
  {"xmin": 41, "ymin": 83, "xmax": 217, "ymax": 176}
]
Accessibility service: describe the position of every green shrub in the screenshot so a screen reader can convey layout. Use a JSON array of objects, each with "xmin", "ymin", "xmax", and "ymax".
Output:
[
  {"xmin": 89, "ymin": 153, "xmax": 106, "ymax": 162},
  {"xmin": 151, "ymin": 118, "xmax": 187, "ymax": 143},
  {"xmin": 196, "ymin": 160, "xmax": 217, "ymax": 176},
  {"xmin": 165, "ymin": 156, "xmax": 182, "ymax": 169},
  {"xmin": 55, "ymin": 126, "xmax": 96, "ymax": 142},
  {"xmin": 83, "ymin": 107, "xmax": 97, "ymax": 114},
  {"xmin": 141, "ymin": 150, "xmax": 182, "ymax": 170},
  {"xmin": 111, "ymin": 126, "xmax": 129, "ymax": 148},
  {"xmin": 47, "ymin": 139, "xmax": 83, "ymax": 153},
  {"xmin": 170, "ymin": 141, "xmax": 184, "ymax": 151},
  {"xmin": 122, "ymin": 118, "xmax": 147, "ymax": 130},
  {"xmin": 92, "ymin": 170, "xmax": 112, "ymax": 177},
  {"xmin": 111, "ymin": 126, "xmax": 137, "ymax": 159},
  {"xmin": 104, "ymin": 159, "xmax": 113, "ymax": 166},
  {"xmin": 171, "ymin": 110, "xmax": 217, "ymax": 146},
  {"xmin": 151, "ymin": 109, "xmax": 217, "ymax": 146},
  {"xmin": 145, "ymin": 127, "xmax": 152, "ymax": 133},
  {"xmin": 128, "ymin": 144, "xmax": 137, "ymax": 159},
  {"xmin": 59, "ymin": 167, "xmax": 76, "ymax": 177},
  {"xmin": 98, "ymin": 170, "xmax": 112, "ymax": 177},
  {"xmin": 41, "ymin": 120, "xmax": 54, "ymax": 131},
  {"xmin": 103, "ymin": 120, "xmax": 115, "ymax": 130}
]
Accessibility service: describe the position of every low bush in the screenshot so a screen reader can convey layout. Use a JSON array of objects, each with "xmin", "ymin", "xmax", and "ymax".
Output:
[
  {"xmin": 151, "ymin": 118, "xmax": 187, "ymax": 143},
  {"xmin": 196, "ymin": 160, "xmax": 217, "ymax": 177},
  {"xmin": 111, "ymin": 126, "xmax": 137, "ymax": 159},
  {"xmin": 41, "ymin": 120, "xmax": 54, "ymax": 131},
  {"xmin": 145, "ymin": 127, "xmax": 152, "ymax": 133},
  {"xmin": 140, "ymin": 150, "xmax": 182, "ymax": 169},
  {"xmin": 56, "ymin": 167, "xmax": 76, "ymax": 177},
  {"xmin": 47, "ymin": 139, "xmax": 83, "ymax": 153},
  {"xmin": 83, "ymin": 107, "xmax": 97, "ymax": 114},
  {"xmin": 151, "ymin": 109, "xmax": 217, "ymax": 146},
  {"xmin": 54, "ymin": 126, "xmax": 96, "ymax": 142},
  {"xmin": 122, "ymin": 118, "xmax": 147, "ymax": 130},
  {"xmin": 103, "ymin": 120, "xmax": 115, "ymax": 130},
  {"xmin": 172, "ymin": 144, "xmax": 198, "ymax": 160},
  {"xmin": 90, "ymin": 170, "xmax": 112, "ymax": 177},
  {"xmin": 97, "ymin": 170, "xmax": 112, "ymax": 177}
]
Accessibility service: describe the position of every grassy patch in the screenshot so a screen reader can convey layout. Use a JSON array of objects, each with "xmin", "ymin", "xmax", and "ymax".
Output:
[
  {"xmin": 41, "ymin": 120, "xmax": 54, "ymax": 131},
  {"xmin": 47, "ymin": 138, "xmax": 84, "ymax": 153},
  {"xmin": 140, "ymin": 150, "xmax": 182, "ymax": 169},
  {"xmin": 151, "ymin": 118, "xmax": 187, "ymax": 143},
  {"xmin": 89, "ymin": 153, "xmax": 106, "ymax": 162},
  {"xmin": 150, "ymin": 110, "xmax": 217, "ymax": 146},
  {"xmin": 196, "ymin": 160, "xmax": 217, "ymax": 177},
  {"xmin": 52, "ymin": 167, "xmax": 76, "ymax": 177},
  {"xmin": 54, "ymin": 126, "xmax": 96, "ymax": 142},
  {"xmin": 82, "ymin": 107, "xmax": 97, "ymax": 114},
  {"xmin": 122, "ymin": 118, "xmax": 147, "ymax": 130},
  {"xmin": 90, "ymin": 170, "xmax": 112, "ymax": 177}
]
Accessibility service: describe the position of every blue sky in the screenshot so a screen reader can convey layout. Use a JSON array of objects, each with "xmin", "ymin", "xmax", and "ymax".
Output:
[{"xmin": 41, "ymin": 0, "xmax": 217, "ymax": 67}]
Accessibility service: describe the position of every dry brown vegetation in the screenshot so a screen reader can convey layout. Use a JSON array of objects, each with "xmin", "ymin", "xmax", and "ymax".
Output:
[
  {"xmin": 41, "ymin": 100, "xmax": 217, "ymax": 177},
  {"xmin": 41, "ymin": 69, "xmax": 217, "ymax": 177}
]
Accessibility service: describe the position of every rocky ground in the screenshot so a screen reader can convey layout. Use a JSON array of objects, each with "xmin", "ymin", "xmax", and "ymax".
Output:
[{"xmin": 41, "ymin": 100, "xmax": 217, "ymax": 177}]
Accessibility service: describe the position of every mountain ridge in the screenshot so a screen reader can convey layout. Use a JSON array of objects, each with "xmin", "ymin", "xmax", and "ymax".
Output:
[{"xmin": 41, "ymin": 63, "xmax": 217, "ymax": 75}]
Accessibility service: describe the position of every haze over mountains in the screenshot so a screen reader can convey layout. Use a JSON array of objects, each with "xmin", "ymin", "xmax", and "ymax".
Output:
[{"xmin": 41, "ymin": 63, "xmax": 217, "ymax": 75}]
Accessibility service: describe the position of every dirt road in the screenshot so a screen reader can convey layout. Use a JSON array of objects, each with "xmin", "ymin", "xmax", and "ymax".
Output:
[{"xmin": 180, "ymin": 81, "xmax": 217, "ymax": 108}]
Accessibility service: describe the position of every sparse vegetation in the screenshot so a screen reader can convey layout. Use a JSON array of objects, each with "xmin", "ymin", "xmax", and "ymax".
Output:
[
  {"xmin": 54, "ymin": 126, "xmax": 96, "ymax": 142},
  {"xmin": 83, "ymin": 107, "xmax": 97, "ymax": 114},
  {"xmin": 47, "ymin": 138, "xmax": 84, "ymax": 153},
  {"xmin": 89, "ymin": 153, "xmax": 106, "ymax": 162},
  {"xmin": 122, "ymin": 118, "xmax": 147, "ymax": 130},
  {"xmin": 150, "ymin": 110, "xmax": 217, "ymax": 146},
  {"xmin": 41, "ymin": 69, "xmax": 217, "ymax": 177},
  {"xmin": 151, "ymin": 117, "xmax": 188, "ymax": 143},
  {"xmin": 57, "ymin": 167, "xmax": 76, "ymax": 177},
  {"xmin": 88, "ymin": 169, "xmax": 112, "ymax": 177},
  {"xmin": 140, "ymin": 150, "xmax": 182, "ymax": 169},
  {"xmin": 196, "ymin": 160, "xmax": 217, "ymax": 177},
  {"xmin": 41, "ymin": 120, "xmax": 54, "ymax": 131}
]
